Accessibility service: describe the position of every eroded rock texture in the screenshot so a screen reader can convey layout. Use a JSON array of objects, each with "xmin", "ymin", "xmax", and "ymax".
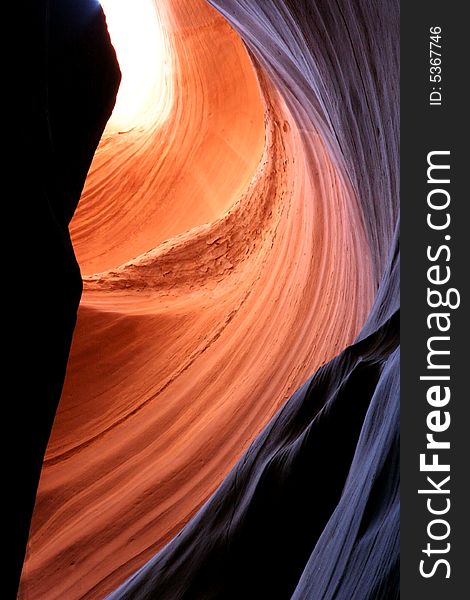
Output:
[{"xmin": 19, "ymin": 1, "xmax": 399, "ymax": 598}]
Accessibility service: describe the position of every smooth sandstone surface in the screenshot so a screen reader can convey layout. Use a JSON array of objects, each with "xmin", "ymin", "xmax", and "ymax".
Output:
[{"xmin": 20, "ymin": 0, "xmax": 399, "ymax": 598}]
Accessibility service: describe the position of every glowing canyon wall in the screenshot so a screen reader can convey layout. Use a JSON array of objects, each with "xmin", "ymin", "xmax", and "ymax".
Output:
[{"xmin": 18, "ymin": 0, "xmax": 399, "ymax": 598}]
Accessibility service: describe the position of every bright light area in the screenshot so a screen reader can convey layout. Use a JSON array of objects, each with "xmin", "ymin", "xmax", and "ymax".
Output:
[{"xmin": 99, "ymin": 0, "xmax": 172, "ymax": 132}]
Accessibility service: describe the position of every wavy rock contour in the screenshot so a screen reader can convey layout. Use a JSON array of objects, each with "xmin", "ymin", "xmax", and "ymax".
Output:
[{"xmin": 20, "ymin": 0, "xmax": 399, "ymax": 598}]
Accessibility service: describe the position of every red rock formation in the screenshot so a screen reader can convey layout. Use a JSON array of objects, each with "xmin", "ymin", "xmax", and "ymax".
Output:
[{"xmin": 20, "ymin": 1, "xmax": 374, "ymax": 598}]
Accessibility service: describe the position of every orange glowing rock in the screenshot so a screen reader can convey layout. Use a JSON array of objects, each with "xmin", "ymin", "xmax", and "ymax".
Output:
[{"xmin": 20, "ymin": 1, "xmax": 373, "ymax": 598}]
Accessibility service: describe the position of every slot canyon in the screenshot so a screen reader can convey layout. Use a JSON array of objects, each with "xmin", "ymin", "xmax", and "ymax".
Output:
[{"xmin": 15, "ymin": 0, "xmax": 399, "ymax": 598}]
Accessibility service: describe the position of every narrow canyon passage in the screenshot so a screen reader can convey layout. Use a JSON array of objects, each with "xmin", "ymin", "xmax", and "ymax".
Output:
[{"xmin": 20, "ymin": 0, "xmax": 399, "ymax": 598}]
